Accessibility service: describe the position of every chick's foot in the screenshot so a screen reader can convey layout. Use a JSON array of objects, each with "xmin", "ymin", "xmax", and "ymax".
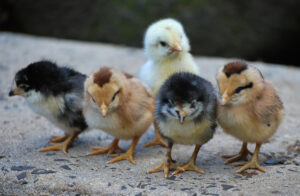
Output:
[
  {"xmin": 222, "ymin": 142, "xmax": 253, "ymax": 164},
  {"xmin": 40, "ymin": 132, "xmax": 79, "ymax": 154},
  {"xmin": 88, "ymin": 139, "xmax": 124, "ymax": 156},
  {"xmin": 107, "ymin": 136, "xmax": 140, "ymax": 164},
  {"xmin": 148, "ymin": 157, "xmax": 177, "ymax": 178},
  {"xmin": 172, "ymin": 144, "xmax": 204, "ymax": 175},
  {"xmin": 237, "ymin": 143, "xmax": 265, "ymax": 173}
]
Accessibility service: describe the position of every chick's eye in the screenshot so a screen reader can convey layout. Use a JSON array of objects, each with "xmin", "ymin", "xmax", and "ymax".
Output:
[
  {"xmin": 159, "ymin": 41, "xmax": 167, "ymax": 47},
  {"xmin": 234, "ymin": 82, "xmax": 253, "ymax": 94},
  {"xmin": 111, "ymin": 90, "xmax": 120, "ymax": 102}
]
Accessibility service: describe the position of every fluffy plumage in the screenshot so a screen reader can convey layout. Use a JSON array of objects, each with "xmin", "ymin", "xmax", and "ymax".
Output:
[
  {"xmin": 9, "ymin": 61, "xmax": 88, "ymax": 153},
  {"xmin": 149, "ymin": 72, "xmax": 217, "ymax": 178},
  {"xmin": 217, "ymin": 61, "xmax": 285, "ymax": 173},
  {"xmin": 139, "ymin": 18, "xmax": 200, "ymax": 148},
  {"xmin": 140, "ymin": 18, "xmax": 200, "ymax": 96},
  {"xmin": 83, "ymin": 67, "xmax": 154, "ymax": 164}
]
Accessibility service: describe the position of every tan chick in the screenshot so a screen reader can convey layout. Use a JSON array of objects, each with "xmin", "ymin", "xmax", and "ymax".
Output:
[
  {"xmin": 217, "ymin": 61, "xmax": 285, "ymax": 173},
  {"xmin": 83, "ymin": 67, "xmax": 154, "ymax": 164}
]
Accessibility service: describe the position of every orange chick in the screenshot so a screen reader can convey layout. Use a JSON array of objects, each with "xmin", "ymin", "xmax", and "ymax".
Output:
[
  {"xmin": 217, "ymin": 61, "xmax": 285, "ymax": 173},
  {"xmin": 83, "ymin": 67, "xmax": 154, "ymax": 164}
]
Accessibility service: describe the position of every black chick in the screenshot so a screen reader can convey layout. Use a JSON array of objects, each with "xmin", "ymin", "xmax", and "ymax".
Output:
[
  {"xmin": 9, "ymin": 60, "xmax": 88, "ymax": 154},
  {"xmin": 149, "ymin": 72, "xmax": 217, "ymax": 178}
]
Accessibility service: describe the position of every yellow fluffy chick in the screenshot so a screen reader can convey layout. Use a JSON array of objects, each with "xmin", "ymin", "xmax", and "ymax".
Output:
[
  {"xmin": 139, "ymin": 18, "xmax": 200, "ymax": 148},
  {"xmin": 217, "ymin": 61, "xmax": 285, "ymax": 173},
  {"xmin": 83, "ymin": 67, "xmax": 154, "ymax": 164}
]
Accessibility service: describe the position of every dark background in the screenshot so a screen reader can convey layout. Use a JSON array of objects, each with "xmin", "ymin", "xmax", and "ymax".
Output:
[{"xmin": 1, "ymin": 0, "xmax": 300, "ymax": 66}]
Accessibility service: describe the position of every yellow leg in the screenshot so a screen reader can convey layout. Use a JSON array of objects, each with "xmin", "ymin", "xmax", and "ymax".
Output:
[
  {"xmin": 144, "ymin": 121, "xmax": 168, "ymax": 148},
  {"xmin": 40, "ymin": 132, "xmax": 79, "ymax": 154},
  {"xmin": 88, "ymin": 139, "xmax": 125, "ymax": 156},
  {"xmin": 237, "ymin": 143, "xmax": 265, "ymax": 173},
  {"xmin": 148, "ymin": 141, "xmax": 176, "ymax": 178},
  {"xmin": 49, "ymin": 135, "xmax": 68, "ymax": 143},
  {"xmin": 222, "ymin": 142, "xmax": 253, "ymax": 164},
  {"xmin": 173, "ymin": 144, "xmax": 204, "ymax": 175},
  {"xmin": 108, "ymin": 136, "xmax": 141, "ymax": 164}
]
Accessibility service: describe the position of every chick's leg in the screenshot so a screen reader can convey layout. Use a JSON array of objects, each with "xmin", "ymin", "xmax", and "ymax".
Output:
[
  {"xmin": 172, "ymin": 144, "xmax": 204, "ymax": 175},
  {"xmin": 144, "ymin": 121, "xmax": 168, "ymax": 148},
  {"xmin": 222, "ymin": 142, "xmax": 253, "ymax": 164},
  {"xmin": 108, "ymin": 136, "xmax": 141, "ymax": 164},
  {"xmin": 148, "ymin": 140, "xmax": 177, "ymax": 178},
  {"xmin": 88, "ymin": 138, "xmax": 125, "ymax": 156},
  {"xmin": 237, "ymin": 143, "xmax": 265, "ymax": 173},
  {"xmin": 40, "ymin": 132, "xmax": 79, "ymax": 154}
]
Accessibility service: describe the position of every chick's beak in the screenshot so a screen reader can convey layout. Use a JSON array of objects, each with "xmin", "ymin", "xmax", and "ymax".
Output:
[
  {"xmin": 9, "ymin": 87, "xmax": 24, "ymax": 96},
  {"xmin": 178, "ymin": 110, "xmax": 187, "ymax": 124},
  {"xmin": 100, "ymin": 103, "xmax": 108, "ymax": 117},
  {"xmin": 171, "ymin": 41, "xmax": 182, "ymax": 52},
  {"xmin": 220, "ymin": 92, "xmax": 230, "ymax": 106}
]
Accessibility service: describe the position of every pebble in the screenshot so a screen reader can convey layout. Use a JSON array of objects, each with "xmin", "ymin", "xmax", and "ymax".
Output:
[
  {"xmin": 221, "ymin": 184, "xmax": 234, "ymax": 191},
  {"xmin": 31, "ymin": 169, "xmax": 56, "ymax": 174},
  {"xmin": 11, "ymin": 166, "xmax": 35, "ymax": 171},
  {"xmin": 60, "ymin": 165, "xmax": 72, "ymax": 170},
  {"xmin": 17, "ymin": 172, "xmax": 27, "ymax": 180},
  {"xmin": 264, "ymin": 157, "xmax": 287, "ymax": 165}
]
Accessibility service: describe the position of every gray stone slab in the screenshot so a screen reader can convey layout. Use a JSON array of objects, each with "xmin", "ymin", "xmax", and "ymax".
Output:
[{"xmin": 0, "ymin": 32, "xmax": 300, "ymax": 195}]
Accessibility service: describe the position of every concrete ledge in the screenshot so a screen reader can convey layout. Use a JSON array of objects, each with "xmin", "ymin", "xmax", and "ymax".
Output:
[{"xmin": 0, "ymin": 33, "xmax": 299, "ymax": 195}]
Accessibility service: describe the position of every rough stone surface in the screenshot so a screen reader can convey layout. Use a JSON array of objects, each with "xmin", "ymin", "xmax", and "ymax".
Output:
[{"xmin": 0, "ymin": 32, "xmax": 300, "ymax": 195}]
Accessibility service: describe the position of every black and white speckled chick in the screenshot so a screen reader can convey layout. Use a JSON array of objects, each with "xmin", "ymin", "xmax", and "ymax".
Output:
[
  {"xmin": 9, "ymin": 60, "xmax": 88, "ymax": 154},
  {"xmin": 149, "ymin": 72, "xmax": 217, "ymax": 178}
]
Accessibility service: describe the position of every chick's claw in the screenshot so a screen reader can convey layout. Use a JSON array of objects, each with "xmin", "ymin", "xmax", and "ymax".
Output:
[
  {"xmin": 88, "ymin": 139, "xmax": 124, "ymax": 156},
  {"xmin": 108, "ymin": 151, "xmax": 135, "ymax": 164},
  {"xmin": 40, "ymin": 133, "xmax": 77, "ymax": 154},
  {"xmin": 222, "ymin": 142, "xmax": 253, "ymax": 164},
  {"xmin": 172, "ymin": 161, "xmax": 204, "ymax": 175},
  {"xmin": 148, "ymin": 158, "xmax": 177, "ymax": 178},
  {"xmin": 49, "ymin": 135, "xmax": 68, "ymax": 143}
]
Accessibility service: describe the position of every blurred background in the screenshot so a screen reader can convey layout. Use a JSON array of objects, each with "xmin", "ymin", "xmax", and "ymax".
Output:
[{"xmin": 1, "ymin": 0, "xmax": 300, "ymax": 66}]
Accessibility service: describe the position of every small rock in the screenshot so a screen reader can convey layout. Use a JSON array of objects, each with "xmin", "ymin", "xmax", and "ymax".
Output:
[
  {"xmin": 150, "ymin": 187, "xmax": 156, "ymax": 190},
  {"xmin": 11, "ymin": 166, "xmax": 35, "ymax": 171},
  {"xmin": 45, "ymin": 152, "xmax": 56, "ymax": 156},
  {"xmin": 3, "ymin": 121, "xmax": 9, "ymax": 125},
  {"xmin": 221, "ymin": 184, "xmax": 234, "ymax": 191},
  {"xmin": 54, "ymin": 159, "xmax": 70, "ymax": 162},
  {"xmin": 0, "ymin": 155, "xmax": 5, "ymax": 159},
  {"xmin": 121, "ymin": 185, "xmax": 127, "ymax": 190},
  {"xmin": 31, "ymin": 169, "xmax": 56, "ymax": 174},
  {"xmin": 21, "ymin": 181, "xmax": 28, "ymax": 185},
  {"xmin": 265, "ymin": 157, "xmax": 287, "ymax": 165},
  {"xmin": 69, "ymin": 176, "xmax": 76, "ymax": 179},
  {"xmin": 135, "ymin": 193, "xmax": 142, "ymax": 196},
  {"xmin": 60, "ymin": 165, "xmax": 72, "ymax": 170},
  {"xmin": 181, "ymin": 188, "xmax": 193, "ymax": 191},
  {"xmin": 17, "ymin": 172, "xmax": 27, "ymax": 180},
  {"xmin": 108, "ymin": 182, "xmax": 111, "ymax": 187}
]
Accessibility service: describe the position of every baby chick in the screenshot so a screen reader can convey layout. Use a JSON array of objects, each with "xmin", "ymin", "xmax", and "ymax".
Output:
[
  {"xmin": 139, "ymin": 18, "xmax": 200, "ymax": 148},
  {"xmin": 9, "ymin": 61, "xmax": 88, "ymax": 154},
  {"xmin": 149, "ymin": 72, "xmax": 217, "ymax": 178},
  {"xmin": 217, "ymin": 61, "xmax": 285, "ymax": 173},
  {"xmin": 83, "ymin": 67, "xmax": 154, "ymax": 164}
]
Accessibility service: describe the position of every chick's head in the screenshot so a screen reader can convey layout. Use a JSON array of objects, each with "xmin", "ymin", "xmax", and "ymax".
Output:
[
  {"xmin": 157, "ymin": 73, "xmax": 211, "ymax": 124},
  {"xmin": 144, "ymin": 18, "xmax": 190, "ymax": 61},
  {"xmin": 85, "ymin": 67, "xmax": 126, "ymax": 117},
  {"xmin": 217, "ymin": 61, "xmax": 264, "ymax": 106},
  {"xmin": 9, "ymin": 61, "xmax": 65, "ymax": 97}
]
